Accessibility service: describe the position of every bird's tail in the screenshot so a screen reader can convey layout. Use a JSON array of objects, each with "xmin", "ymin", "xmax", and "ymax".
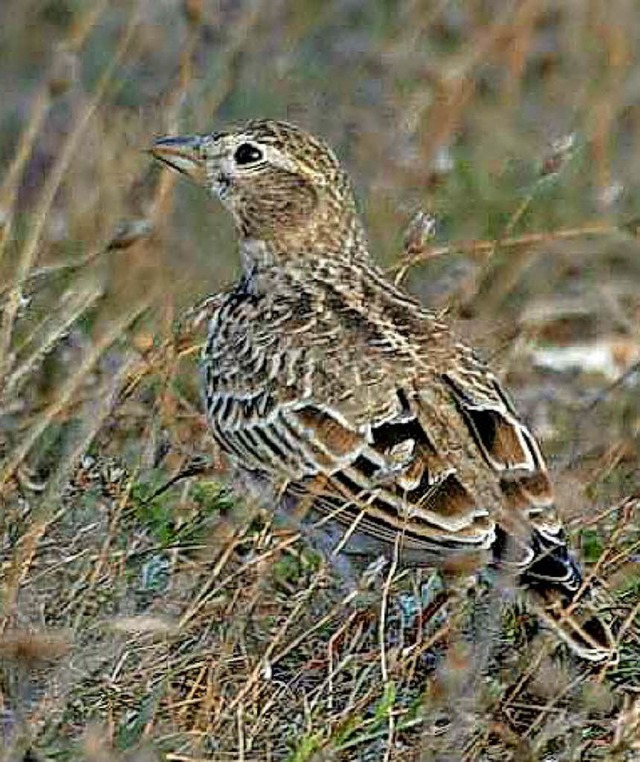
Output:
[
  {"xmin": 532, "ymin": 588, "xmax": 617, "ymax": 664},
  {"xmin": 494, "ymin": 527, "xmax": 617, "ymax": 663}
]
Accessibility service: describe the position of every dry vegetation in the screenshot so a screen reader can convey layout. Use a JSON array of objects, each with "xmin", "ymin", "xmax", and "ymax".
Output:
[{"xmin": 0, "ymin": 1, "xmax": 639, "ymax": 759}]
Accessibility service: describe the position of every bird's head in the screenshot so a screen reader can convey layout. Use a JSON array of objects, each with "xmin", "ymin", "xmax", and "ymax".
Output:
[{"xmin": 151, "ymin": 119, "xmax": 365, "ymax": 264}]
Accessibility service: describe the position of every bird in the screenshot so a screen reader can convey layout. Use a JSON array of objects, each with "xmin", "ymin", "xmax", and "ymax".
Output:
[{"xmin": 150, "ymin": 119, "xmax": 614, "ymax": 662}]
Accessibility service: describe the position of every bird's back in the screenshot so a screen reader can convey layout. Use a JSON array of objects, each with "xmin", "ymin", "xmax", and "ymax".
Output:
[{"xmin": 202, "ymin": 258, "xmax": 577, "ymax": 588}]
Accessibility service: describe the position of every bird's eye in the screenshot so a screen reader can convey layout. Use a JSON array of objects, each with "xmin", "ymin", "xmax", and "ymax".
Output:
[{"xmin": 234, "ymin": 143, "xmax": 263, "ymax": 166}]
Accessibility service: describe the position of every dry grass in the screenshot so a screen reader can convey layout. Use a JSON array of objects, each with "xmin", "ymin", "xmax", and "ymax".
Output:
[{"xmin": 0, "ymin": 1, "xmax": 639, "ymax": 759}]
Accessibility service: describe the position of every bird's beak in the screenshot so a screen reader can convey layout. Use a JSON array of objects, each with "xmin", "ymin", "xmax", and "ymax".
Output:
[{"xmin": 150, "ymin": 135, "xmax": 206, "ymax": 184}]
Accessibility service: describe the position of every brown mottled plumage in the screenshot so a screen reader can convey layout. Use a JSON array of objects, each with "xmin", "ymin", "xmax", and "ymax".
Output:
[{"xmin": 151, "ymin": 119, "xmax": 614, "ymax": 662}]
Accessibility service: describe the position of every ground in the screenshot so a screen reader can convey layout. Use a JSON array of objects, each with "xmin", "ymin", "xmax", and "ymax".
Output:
[{"xmin": 0, "ymin": 2, "xmax": 639, "ymax": 760}]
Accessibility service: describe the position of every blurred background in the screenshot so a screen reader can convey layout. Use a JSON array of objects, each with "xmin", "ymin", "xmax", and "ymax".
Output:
[{"xmin": 0, "ymin": 1, "xmax": 638, "ymax": 759}]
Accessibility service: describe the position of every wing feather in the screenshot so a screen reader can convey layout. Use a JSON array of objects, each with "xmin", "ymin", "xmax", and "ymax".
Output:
[{"xmin": 204, "ymin": 268, "xmax": 581, "ymax": 593}]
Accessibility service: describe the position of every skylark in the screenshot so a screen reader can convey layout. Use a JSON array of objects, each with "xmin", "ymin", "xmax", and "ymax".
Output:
[{"xmin": 151, "ymin": 119, "xmax": 614, "ymax": 662}]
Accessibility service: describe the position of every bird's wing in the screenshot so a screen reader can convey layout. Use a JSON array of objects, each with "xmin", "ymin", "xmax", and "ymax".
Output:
[
  {"xmin": 438, "ymin": 343, "xmax": 583, "ymax": 589},
  {"xmin": 204, "ymin": 269, "xmax": 578, "ymax": 585},
  {"xmin": 203, "ymin": 275, "xmax": 500, "ymax": 558}
]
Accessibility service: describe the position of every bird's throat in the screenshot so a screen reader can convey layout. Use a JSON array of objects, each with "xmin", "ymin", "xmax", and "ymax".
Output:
[{"xmin": 237, "ymin": 209, "xmax": 368, "ymax": 274}]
